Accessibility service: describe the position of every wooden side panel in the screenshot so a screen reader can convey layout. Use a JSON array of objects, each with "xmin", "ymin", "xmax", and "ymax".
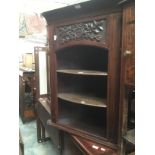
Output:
[
  {"xmin": 106, "ymin": 12, "xmax": 122, "ymax": 142},
  {"xmin": 119, "ymin": 3, "xmax": 135, "ymax": 154},
  {"xmin": 123, "ymin": 5, "xmax": 135, "ymax": 86}
]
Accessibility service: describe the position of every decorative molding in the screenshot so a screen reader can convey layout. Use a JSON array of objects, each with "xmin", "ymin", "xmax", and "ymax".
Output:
[{"xmin": 56, "ymin": 19, "xmax": 106, "ymax": 44}]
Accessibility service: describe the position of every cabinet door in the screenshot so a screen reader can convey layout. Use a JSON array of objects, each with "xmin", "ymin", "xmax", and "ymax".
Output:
[
  {"xmin": 122, "ymin": 5, "xmax": 135, "ymax": 86},
  {"xmin": 34, "ymin": 47, "xmax": 49, "ymax": 98}
]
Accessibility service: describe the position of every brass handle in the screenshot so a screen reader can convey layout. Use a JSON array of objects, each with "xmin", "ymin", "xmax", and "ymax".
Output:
[{"xmin": 124, "ymin": 50, "xmax": 132, "ymax": 57}]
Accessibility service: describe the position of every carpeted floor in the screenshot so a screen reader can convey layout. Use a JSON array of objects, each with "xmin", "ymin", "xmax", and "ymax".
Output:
[{"xmin": 19, "ymin": 118, "xmax": 59, "ymax": 155}]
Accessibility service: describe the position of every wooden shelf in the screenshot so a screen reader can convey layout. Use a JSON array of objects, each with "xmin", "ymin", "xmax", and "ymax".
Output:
[
  {"xmin": 47, "ymin": 120, "xmax": 119, "ymax": 150},
  {"xmin": 123, "ymin": 129, "xmax": 135, "ymax": 145},
  {"xmin": 58, "ymin": 92, "xmax": 107, "ymax": 108},
  {"xmin": 58, "ymin": 117, "xmax": 106, "ymax": 138},
  {"xmin": 57, "ymin": 69, "xmax": 108, "ymax": 76}
]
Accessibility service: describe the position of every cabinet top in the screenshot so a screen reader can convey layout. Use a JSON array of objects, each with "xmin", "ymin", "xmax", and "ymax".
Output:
[{"xmin": 42, "ymin": 0, "xmax": 121, "ymax": 23}]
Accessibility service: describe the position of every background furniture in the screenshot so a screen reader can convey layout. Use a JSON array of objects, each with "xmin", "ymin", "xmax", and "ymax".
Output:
[
  {"xmin": 34, "ymin": 46, "xmax": 61, "ymax": 154},
  {"xmin": 119, "ymin": 1, "xmax": 135, "ymax": 154},
  {"xmin": 19, "ymin": 68, "xmax": 36, "ymax": 123}
]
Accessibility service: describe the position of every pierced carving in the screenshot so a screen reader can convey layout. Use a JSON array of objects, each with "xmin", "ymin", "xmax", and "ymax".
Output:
[{"xmin": 56, "ymin": 19, "xmax": 106, "ymax": 44}]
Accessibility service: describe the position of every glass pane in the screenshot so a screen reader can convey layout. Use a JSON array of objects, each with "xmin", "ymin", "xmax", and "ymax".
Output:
[{"xmin": 39, "ymin": 51, "xmax": 47, "ymax": 95}]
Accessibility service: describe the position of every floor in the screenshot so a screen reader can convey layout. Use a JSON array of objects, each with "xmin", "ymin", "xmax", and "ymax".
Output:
[{"xmin": 19, "ymin": 118, "xmax": 59, "ymax": 155}]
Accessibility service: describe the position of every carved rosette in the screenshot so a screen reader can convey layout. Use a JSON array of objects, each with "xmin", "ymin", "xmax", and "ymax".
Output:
[{"xmin": 56, "ymin": 19, "xmax": 106, "ymax": 44}]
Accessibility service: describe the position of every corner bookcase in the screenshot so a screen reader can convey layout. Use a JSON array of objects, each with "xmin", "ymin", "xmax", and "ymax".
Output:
[
  {"xmin": 42, "ymin": 0, "xmax": 122, "ymax": 150},
  {"xmin": 56, "ymin": 45, "xmax": 108, "ymax": 140}
]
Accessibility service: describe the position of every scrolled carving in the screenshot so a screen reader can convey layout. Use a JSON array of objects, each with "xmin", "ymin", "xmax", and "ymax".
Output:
[{"xmin": 56, "ymin": 19, "xmax": 106, "ymax": 44}]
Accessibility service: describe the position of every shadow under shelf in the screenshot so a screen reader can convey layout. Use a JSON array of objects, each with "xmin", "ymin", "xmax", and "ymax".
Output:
[{"xmin": 57, "ymin": 117, "xmax": 107, "ymax": 140}]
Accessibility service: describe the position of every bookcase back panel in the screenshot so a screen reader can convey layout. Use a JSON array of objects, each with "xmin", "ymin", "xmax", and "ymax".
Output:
[
  {"xmin": 58, "ymin": 99, "xmax": 107, "ymax": 139},
  {"xmin": 57, "ymin": 74, "xmax": 107, "ymax": 98},
  {"xmin": 56, "ymin": 45, "xmax": 108, "ymax": 72}
]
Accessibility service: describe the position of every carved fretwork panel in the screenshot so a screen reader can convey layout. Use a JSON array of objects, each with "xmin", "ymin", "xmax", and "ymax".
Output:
[{"xmin": 56, "ymin": 19, "xmax": 106, "ymax": 44}]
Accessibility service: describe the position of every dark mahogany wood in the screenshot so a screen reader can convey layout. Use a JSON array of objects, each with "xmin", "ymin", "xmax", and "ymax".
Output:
[
  {"xmin": 60, "ymin": 132, "xmax": 83, "ymax": 155},
  {"xmin": 42, "ymin": 0, "xmax": 121, "ymax": 24},
  {"xmin": 72, "ymin": 135, "xmax": 117, "ymax": 155},
  {"xmin": 120, "ymin": 1, "xmax": 135, "ymax": 135},
  {"xmin": 122, "ymin": 4, "xmax": 135, "ymax": 86},
  {"xmin": 119, "ymin": 1, "xmax": 135, "ymax": 154},
  {"xmin": 42, "ymin": 0, "xmax": 123, "ymax": 154}
]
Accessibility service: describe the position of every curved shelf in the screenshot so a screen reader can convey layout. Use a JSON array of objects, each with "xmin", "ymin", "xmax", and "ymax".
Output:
[
  {"xmin": 57, "ymin": 69, "xmax": 108, "ymax": 76},
  {"xmin": 58, "ymin": 92, "xmax": 107, "ymax": 108}
]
